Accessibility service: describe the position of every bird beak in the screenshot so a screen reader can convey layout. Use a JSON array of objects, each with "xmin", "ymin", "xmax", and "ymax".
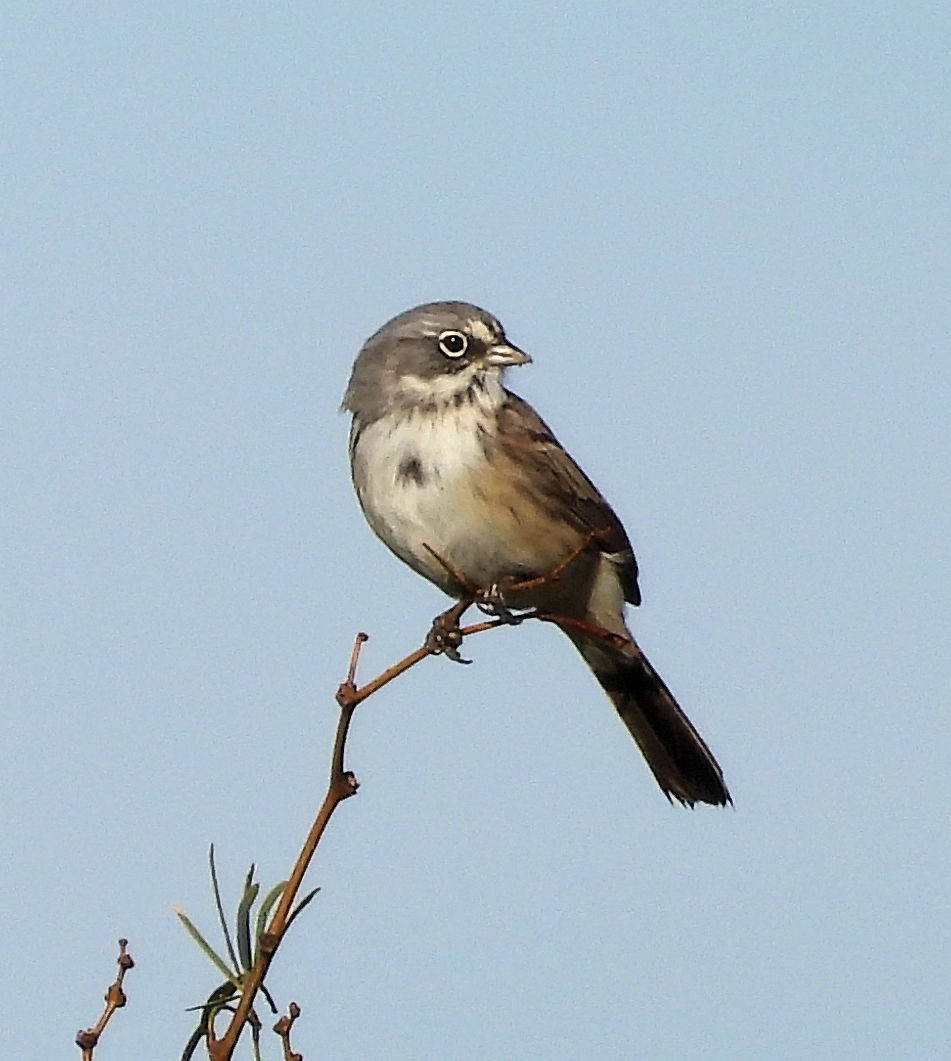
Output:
[{"xmin": 484, "ymin": 343, "xmax": 532, "ymax": 367}]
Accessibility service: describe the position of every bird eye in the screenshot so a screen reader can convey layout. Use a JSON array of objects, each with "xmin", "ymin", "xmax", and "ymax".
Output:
[{"xmin": 437, "ymin": 330, "xmax": 468, "ymax": 358}]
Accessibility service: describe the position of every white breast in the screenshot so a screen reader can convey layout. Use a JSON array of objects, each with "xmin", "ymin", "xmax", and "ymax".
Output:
[
  {"xmin": 355, "ymin": 402, "xmax": 491, "ymax": 503},
  {"xmin": 350, "ymin": 377, "xmax": 506, "ymax": 590}
]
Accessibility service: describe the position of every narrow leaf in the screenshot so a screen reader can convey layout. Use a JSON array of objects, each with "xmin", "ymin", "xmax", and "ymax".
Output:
[
  {"xmin": 174, "ymin": 907, "xmax": 239, "ymax": 984},
  {"xmin": 286, "ymin": 886, "xmax": 321, "ymax": 933},
  {"xmin": 209, "ymin": 844, "xmax": 241, "ymax": 972},
  {"xmin": 236, "ymin": 876, "xmax": 261, "ymax": 971}
]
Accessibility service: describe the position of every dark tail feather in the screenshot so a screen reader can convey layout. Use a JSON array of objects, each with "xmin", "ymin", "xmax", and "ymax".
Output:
[{"xmin": 568, "ymin": 630, "xmax": 730, "ymax": 807}]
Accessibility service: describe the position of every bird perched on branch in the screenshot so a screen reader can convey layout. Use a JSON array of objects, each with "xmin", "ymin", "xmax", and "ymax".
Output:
[{"xmin": 343, "ymin": 301, "xmax": 729, "ymax": 808}]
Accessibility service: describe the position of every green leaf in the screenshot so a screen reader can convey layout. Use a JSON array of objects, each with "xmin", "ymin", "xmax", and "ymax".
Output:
[
  {"xmin": 180, "ymin": 981, "xmax": 240, "ymax": 1061},
  {"xmin": 209, "ymin": 844, "xmax": 241, "ymax": 972},
  {"xmin": 236, "ymin": 874, "xmax": 261, "ymax": 971},
  {"xmin": 174, "ymin": 907, "xmax": 239, "ymax": 985},
  {"xmin": 286, "ymin": 886, "xmax": 321, "ymax": 933}
]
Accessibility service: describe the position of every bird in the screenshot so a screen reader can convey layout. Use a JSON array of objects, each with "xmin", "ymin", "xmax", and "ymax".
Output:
[{"xmin": 342, "ymin": 301, "xmax": 730, "ymax": 807}]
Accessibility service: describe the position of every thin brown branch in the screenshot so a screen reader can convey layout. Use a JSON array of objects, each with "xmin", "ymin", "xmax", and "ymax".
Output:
[
  {"xmin": 536, "ymin": 612, "xmax": 629, "ymax": 648},
  {"xmin": 206, "ymin": 700, "xmax": 357, "ymax": 1059},
  {"xmin": 206, "ymin": 613, "xmax": 511, "ymax": 1058},
  {"xmin": 489, "ymin": 528, "xmax": 607, "ymax": 596},
  {"xmin": 273, "ymin": 1002, "xmax": 303, "ymax": 1061},
  {"xmin": 424, "ymin": 530, "xmax": 605, "ymax": 604},
  {"xmin": 422, "ymin": 544, "xmax": 481, "ymax": 596},
  {"xmin": 75, "ymin": 939, "xmax": 134, "ymax": 1059},
  {"xmin": 205, "ymin": 540, "xmax": 626, "ymax": 1058}
]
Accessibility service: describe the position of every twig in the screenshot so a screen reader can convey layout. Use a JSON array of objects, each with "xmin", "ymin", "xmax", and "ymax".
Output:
[
  {"xmin": 206, "ymin": 536, "xmax": 625, "ymax": 1058},
  {"xmin": 206, "ymin": 613, "xmax": 512, "ymax": 1058},
  {"xmin": 273, "ymin": 1002, "xmax": 303, "ymax": 1061},
  {"xmin": 424, "ymin": 530, "xmax": 605, "ymax": 603},
  {"xmin": 486, "ymin": 528, "xmax": 608, "ymax": 596},
  {"xmin": 75, "ymin": 939, "xmax": 134, "ymax": 1059},
  {"xmin": 206, "ymin": 705, "xmax": 357, "ymax": 1058},
  {"xmin": 536, "ymin": 612, "xmax": 629, "ymax": 648}
]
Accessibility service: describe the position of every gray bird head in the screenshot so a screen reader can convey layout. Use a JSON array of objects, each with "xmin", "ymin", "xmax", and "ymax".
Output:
[{"xmin": 342, "ymin": 301, "xmax": 531, "ymax": 423}]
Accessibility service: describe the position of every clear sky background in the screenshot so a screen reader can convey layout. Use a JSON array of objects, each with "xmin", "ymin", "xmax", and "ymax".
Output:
[{"xmin": 3, "ymin": 5, "xmax": 949, "ymax": 1059}]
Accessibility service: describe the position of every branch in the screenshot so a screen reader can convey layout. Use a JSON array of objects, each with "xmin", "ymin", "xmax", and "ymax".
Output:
[
  {"xmin": 273, "ymin": 1002, "xmax": 302, "ymax": 1061},
  {"xmin": 75, "ymin": 939, "xmax": 134, "ymax": 1059},
  {"xmin": 206, "ymin": 537, "xmax": 621, "ymax": 1057},
  {"xmin": 205, "ymin": 609, "xmax": 504, "ymax": 1058}
]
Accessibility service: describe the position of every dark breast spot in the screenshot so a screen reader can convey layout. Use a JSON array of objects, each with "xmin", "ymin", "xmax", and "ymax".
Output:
[{"xmin": 396, "ymin": 455, "xmax": 427, "ymax": 486}]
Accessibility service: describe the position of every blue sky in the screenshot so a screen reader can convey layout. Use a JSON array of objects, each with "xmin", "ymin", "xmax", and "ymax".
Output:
[{"xmin": 3, "ymin": 4, "xmax": 949, "ymax": 1058}]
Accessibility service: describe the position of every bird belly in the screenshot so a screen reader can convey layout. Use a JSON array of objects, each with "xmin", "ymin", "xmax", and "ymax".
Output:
[{"xmin": 352, "ymin": 410, "xmax": 579, "ymax": 597}]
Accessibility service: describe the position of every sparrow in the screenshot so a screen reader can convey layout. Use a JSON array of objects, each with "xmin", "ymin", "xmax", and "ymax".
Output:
[{"xmin": 342, "ymin": 301, "xmax": 729, "ymax": 807}]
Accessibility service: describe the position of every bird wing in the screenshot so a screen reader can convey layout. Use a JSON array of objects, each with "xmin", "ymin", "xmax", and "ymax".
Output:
[{"xmin": 497, "ymin": 392, "xmax": 641, "ymax": 605}]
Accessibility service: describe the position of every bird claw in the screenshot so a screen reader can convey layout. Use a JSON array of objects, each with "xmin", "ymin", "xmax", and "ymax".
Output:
[
  {"xmin": 424, "ymin": 585, "xmax": 534, "ymax": 665},
  {"xmin": 475, "ymin": 585, "xmax": 532, "ymax": 625},
  {"xmin": 425, "ymin": 610, "xmax": 472, "ymax": 664}
]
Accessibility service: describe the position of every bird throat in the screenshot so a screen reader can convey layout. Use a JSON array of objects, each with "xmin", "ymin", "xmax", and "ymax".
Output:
[{"xmin": 391, "ymin": 364, "xmax": 506, "ymax": 418}]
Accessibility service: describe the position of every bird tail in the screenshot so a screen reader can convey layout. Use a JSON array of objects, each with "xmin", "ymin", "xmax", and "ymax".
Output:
[{"xmin": 565, "ymin": 626, "xmax": 730, "ymax": 807}]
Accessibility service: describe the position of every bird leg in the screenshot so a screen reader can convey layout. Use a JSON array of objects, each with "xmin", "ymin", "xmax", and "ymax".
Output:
[{"xmin": 422, "ymin": 532, "xmax": 614, "ymax": 658}]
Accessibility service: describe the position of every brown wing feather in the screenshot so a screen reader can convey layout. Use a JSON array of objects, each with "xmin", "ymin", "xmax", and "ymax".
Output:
[{"xmin": 496, "ymin": 392, "xmax": 641, "ymax": 605}]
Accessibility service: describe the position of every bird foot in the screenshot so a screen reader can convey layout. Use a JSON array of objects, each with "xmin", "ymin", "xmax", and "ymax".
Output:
[
  {"xmin": 425, "ymin": 602, "xmax": 472, "ymax": 664},
  {"xmin": 475, "ymin": 584, "xmax": 536, "ymax": 625}
]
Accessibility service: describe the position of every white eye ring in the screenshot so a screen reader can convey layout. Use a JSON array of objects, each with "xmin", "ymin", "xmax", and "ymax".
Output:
[{"xmin": 437, "ymin": 330, "xmax": 468, "ymax": 358}]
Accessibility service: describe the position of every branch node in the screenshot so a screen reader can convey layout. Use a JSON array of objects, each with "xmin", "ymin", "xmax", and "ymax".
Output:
[
  {"xmin": 273, "ymin": 1001, "xmax": 303, "ymax": 1061},
  {"xmin": 333, "ymin": 771, "xmax": 360, "ymax": 799},
  {"xmin": 335, "ymin": 681, "xmax": 357, "ymax": 709},
  {"xmin": 258, "ymin": 931, "xmax": 280, "ymax": 956}
]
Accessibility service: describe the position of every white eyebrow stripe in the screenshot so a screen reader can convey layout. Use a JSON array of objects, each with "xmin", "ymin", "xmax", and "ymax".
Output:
[{"xmin": 468, "ymin": 318, "xmax": 498, "ymax": 344}]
